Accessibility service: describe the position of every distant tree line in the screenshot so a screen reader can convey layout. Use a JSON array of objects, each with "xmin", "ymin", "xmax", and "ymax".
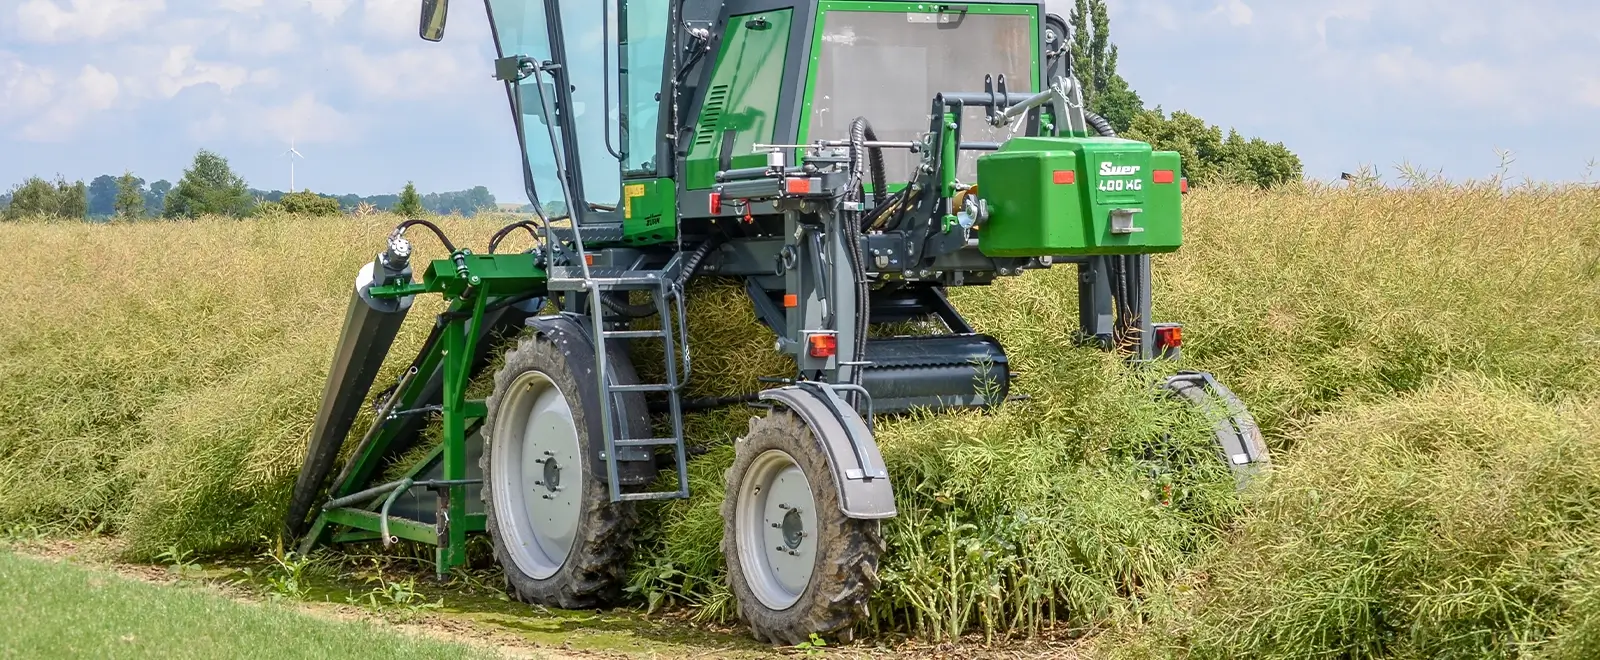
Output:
[
  {"xmin": 1068, "ymin": 0, "xmax": 1301, "ymax": 188},
  {"xmin": 1, "ymin": 149, "xmax": 503, "ymax": 222}
]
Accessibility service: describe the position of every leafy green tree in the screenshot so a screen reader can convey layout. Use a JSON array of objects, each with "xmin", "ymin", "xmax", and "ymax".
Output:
[
  {"xmin": 163, "ymin": 150, "xmax": 254, "ymax": 219},
  {"xmin": 278, "ymin": 190, "xmax": 341, "ymax": 216},
  {"xmin": 114, "ymin": 171, "xmax": 146, "ymax": 220},
  {"xmin": 394, "ymin": 182, "xmax": 425, "ymax": 218},
  {"xmin": 144, "ymin": 180, "xmax": 172, "ymax": 217},
  {"xmin": 1069, "ymin": 0, "xmax": 1144, "ymax": 133},
  {"xmin": 1125, "ymin": 108, "xmax": 1303, "ymax": 189},
  {"xmin": 3, "ymin": 175, "xmax": 87, "ymax": 220},
  {"xmin": 87, "ymin": 174, "xmax": 119, "ymax": 218}
]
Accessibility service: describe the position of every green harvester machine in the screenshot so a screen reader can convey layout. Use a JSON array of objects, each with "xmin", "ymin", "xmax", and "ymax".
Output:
[{"xmin": 286, "ymin": 0, "xmax": 1270, "ymax": 645}]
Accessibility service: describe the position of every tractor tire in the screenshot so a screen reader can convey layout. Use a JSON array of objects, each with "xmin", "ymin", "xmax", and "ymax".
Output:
[
  {"xmin": 1165, "ymin": 374, "xmax": 1271, "ymax": 489},
  {"xmin": 721, "ymin": 409, "xmax": 884, "ymax": 646},
  {"xmin": 480, "ymin": 330, "xmax": 648, "ymax": 609}
]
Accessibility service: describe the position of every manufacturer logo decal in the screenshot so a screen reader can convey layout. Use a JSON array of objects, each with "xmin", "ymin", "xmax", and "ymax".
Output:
[{"xmin": 1099, "ymin": 162, "xmax": 1141, "ymax": 176}]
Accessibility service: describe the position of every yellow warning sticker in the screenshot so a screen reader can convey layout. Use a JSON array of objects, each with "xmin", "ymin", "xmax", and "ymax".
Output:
[{"xmin": 624, "ymin": 183, "xmax": 646, "ymax": 218}]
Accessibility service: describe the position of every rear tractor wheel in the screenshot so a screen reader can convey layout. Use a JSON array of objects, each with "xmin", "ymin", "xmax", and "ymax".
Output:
[
  {"xmin": 480, "ymin": 329, "xmax": 651, "ymax": 608},
  {"xmin": 721, "ymin": 409, "xmax": 884, "ymax": 645}
]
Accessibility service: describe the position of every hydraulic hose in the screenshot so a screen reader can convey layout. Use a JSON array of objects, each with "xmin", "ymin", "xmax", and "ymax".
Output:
[
  {"xmin": 849, "ymin": 117, "xmax": 888, "ymax": 210},
  {"xmin": 843, "ymin": 117, "xmax": 878, "ymax": 397},
  {"xmin": 487, "ymin": 220, "xmax": 542, "ymax": 254},
  {"xmin": 1084, "ymin": 111, "xmax": 1117, "ymax": 141},
  {"xmin": 392, "ymin": 218, "xmax": 457, "ymax": 254},
  {"xmin": 597, "ymin": 234, "xmax": 724, "ymax": 318}
]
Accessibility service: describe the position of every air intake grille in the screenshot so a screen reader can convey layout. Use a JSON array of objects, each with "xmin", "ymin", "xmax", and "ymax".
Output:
[{"xmin": 693, "ymin": 84, "xmax": 730, "ymax": 148}]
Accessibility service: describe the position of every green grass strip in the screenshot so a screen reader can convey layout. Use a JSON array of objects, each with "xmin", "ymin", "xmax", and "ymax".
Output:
[{"xmin": 0, "ymin": 551, "xmax": 497, "ymax": 660}]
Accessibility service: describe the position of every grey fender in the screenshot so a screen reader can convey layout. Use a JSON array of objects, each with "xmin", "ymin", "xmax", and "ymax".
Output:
[
  {"xmin": 758, "ymin": 384, "xmax": 898, "ymax": 520},
  {"xmin": 1162, "ymin": 370, "xmax": 1271, "ymax": 488}
]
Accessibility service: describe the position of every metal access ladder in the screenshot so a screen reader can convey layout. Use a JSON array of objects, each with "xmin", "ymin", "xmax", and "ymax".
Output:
[{"xmin": 545, "ymin": 224, "xmax": 692, "ymax": 503}]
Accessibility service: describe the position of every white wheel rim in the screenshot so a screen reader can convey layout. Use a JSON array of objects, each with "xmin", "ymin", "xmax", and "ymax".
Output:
[
  {"xmin": 490, "ymin": 370, "xmax": 581, "ymax": 580},
  {"xmin": 735, "ymin": 449, "xmax": 819, "ymax": 610}
]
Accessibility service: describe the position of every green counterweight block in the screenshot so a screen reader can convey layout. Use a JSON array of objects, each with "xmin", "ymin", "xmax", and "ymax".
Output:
[{"xmin": 974, "ymin": 137, "xmax": 1184, "ymax": 257}]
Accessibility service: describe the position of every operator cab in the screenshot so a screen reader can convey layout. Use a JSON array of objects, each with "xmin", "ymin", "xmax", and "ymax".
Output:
[{"xmin": 417, "ymin": 0, "xmax": 1051, "ymax": 244}]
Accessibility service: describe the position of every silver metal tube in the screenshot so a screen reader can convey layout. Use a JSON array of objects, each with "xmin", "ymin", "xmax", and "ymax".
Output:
[
  {"xmin": 753, "ymin": 141, "xmax": 919, "ymax": 150},
  {"xmin": 380, "ymin": 477, "xmax": 413, "ymax": 546},
  {"xmin": 992, "ymin": 86, "xmax": 1060, "ymax": 126},
  {"xmin": 321, "ymin": 478, "xmax": 408, "ymax": 511}
]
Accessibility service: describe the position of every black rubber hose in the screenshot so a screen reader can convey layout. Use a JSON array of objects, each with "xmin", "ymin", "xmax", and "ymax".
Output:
[
  {"xmin": 676, "ymin": 234, "xmax": 724, "ymax": 288},
  {"xmin": 1085, "ymin": 110, "xmax": 1116, "ymax": 139},
  {"xmin": 600, "ymin": 297, "xmax": 657, "ymax": 318},
  {"xmin": 849, "ymin": 117, "xmax": 888, "ymax": 209},
  {"xmin": 488, "ymin": 221, "xmax": 542, "ymax": 254},
  {"xmin": 393, "ymin": 218, "xmax": 457, "ymax": 254},
  {"xmin": 597, "ymin": 235, "xmax": 723, "ymax": 318},
  {"xmin": 844, "ymin": 118, "xmax": 877, "ymax": 394}
]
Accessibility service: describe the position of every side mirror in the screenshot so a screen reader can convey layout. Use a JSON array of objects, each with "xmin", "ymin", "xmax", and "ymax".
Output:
[
  {"xmin": 420, "ymin": 0, "xmax": 448, "ymax": 42},
  {"xmin": 518, "ymin": 81, "xmax": 559, "ymax": 126}
]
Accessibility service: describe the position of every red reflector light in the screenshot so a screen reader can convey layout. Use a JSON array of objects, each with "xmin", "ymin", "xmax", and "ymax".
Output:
[
  {"xmin": 807, "ymin": 334, "xmax": 837, "ymax": 358},
  {"xmin": 1052, "ymin": 170, "xmax": 1075, "ymax": 184},
  {"xmin": 1180, "ymin": 177, "xmax": 1189, "ymax": 194},
  {"xmin": 783, "ymin": 294, "xmax": 798, "ymax": 308},
  {"xmin": 709, "ymin": 192, "xmax": 722, "ymax": 214},
  {"xmin": 1153, "ymin": 170, "xmax": 1175, "ymax": 184},
  {"xmin": 1155, "ymin": 325, "xmax": 1182, "ymax": 349},
  {"xmin": 785, "ymin": 177, "xmax": 811, "ymax": 194}
]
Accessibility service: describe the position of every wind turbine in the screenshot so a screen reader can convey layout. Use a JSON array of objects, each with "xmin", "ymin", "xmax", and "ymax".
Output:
[{"xmin": 284, "ymin": 138, "xmax": 305, "ymax": 192}]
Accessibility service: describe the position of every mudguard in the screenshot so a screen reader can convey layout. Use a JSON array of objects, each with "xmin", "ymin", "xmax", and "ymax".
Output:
[
  {"xmin": 758, "ymin": 383, "xmax": 898, "ymax": 520},
  {"xmin": 1162, "ymin": 370, "xmax": 1271, "ymax": 487}
]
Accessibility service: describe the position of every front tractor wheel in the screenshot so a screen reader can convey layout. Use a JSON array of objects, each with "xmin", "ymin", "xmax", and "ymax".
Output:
[
  {"xmin": 480, "ymin": 331, "xmax": 648, "ymax": 608},
  {"xmin": 721, "ymin": 409, "xmax": 884, "ymax": 645}
]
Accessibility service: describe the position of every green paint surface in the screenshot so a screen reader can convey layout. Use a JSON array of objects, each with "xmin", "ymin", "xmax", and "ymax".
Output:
[
  {"xmin": 684, "ymin": 10, "xmax": 794, "ymax": 189},
  {"xmin": 621, "ymin": 177, "xmax": 678, "ymax": 245},
  {"xmin": 975, "ymin": 136, "xmax": 1184, "ymax": 256}
]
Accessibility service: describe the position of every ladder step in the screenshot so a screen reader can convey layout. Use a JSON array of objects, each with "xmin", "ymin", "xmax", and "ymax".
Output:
[
  {"xmin": 617, "ymin": 490, "xmax": 689, "ymax": 502},
  {"xmin": 603, "ymin": 329, "xmax": 666, "ymax": 339},
  {"xmin": 609, "ymin": 383, "xmax": 676, "ymax": 393},
  {"xmin": 614, "ymin": 437, "xmax": 682, "ymax": 448}
]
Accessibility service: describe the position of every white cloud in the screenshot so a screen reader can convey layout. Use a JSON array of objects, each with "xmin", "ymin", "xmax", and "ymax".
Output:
[
  {"xmin": 77, "ymin": 64, "xmax": 119, "ymax": 108},
  {"xmin": 335, "ymin": 45, "xmax": 473, "ymax": 98},
  {"xmin": 1137, "ymin": 2, "xmax": 1180, "ymax": 32},
  {"xmin": 248, "ymin": 68, "xmax": 283, "ymax": 88},
  {"xmin": 1212, "ymin": 0, "xmax": 1253, "ymax": 26},
  {"xmin": 153, "ymin": 45, "xmax": 250, "ymax": 98},
  {"xmin": 16, "ymin": 65, "xmax": 120, "ymax": 141},
  {"xmin": 363, "ymin": 0, "xmax": 416, "ymax": 38},
  {"xmin": 305, "ymin": 0, "xmax": 355, "ymax": 22},
  {"xmin": 1309, "ymin": 0, "xmax": 1376, "ymax": 47},
  {"xmin": 1579, "ymin": 78, "xmax": 1600, "ymax": 109},
  {"xmin": 191, "ymin": 93, "xmax": 355, "ymax": 145},
  {"xmin": 229, "ymin": 21, "xmax": 299, "ymax": 56},
  {"xmin": 1368, "ymin": 48, "xmax": 1497, "ymax": 104},
  {"xmin": 217, "ymin": 0, "xmax": 265, "ymax": 11},
  {"xmin": 15, "ymin": 0, "xmax": 165, "ymax": 43},
  {"xmin": 0, "ymin": 56, "xmax": 57, "ymax": 119},
  {"xmin": 263, "ymin": 93, "xmax": 354, "ymax": 143}
]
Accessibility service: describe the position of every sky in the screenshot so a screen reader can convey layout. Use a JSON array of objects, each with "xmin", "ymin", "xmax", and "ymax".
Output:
[{"xmin": 1, "ymin": 0, "xmax": 1597, "ymax": 203}]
